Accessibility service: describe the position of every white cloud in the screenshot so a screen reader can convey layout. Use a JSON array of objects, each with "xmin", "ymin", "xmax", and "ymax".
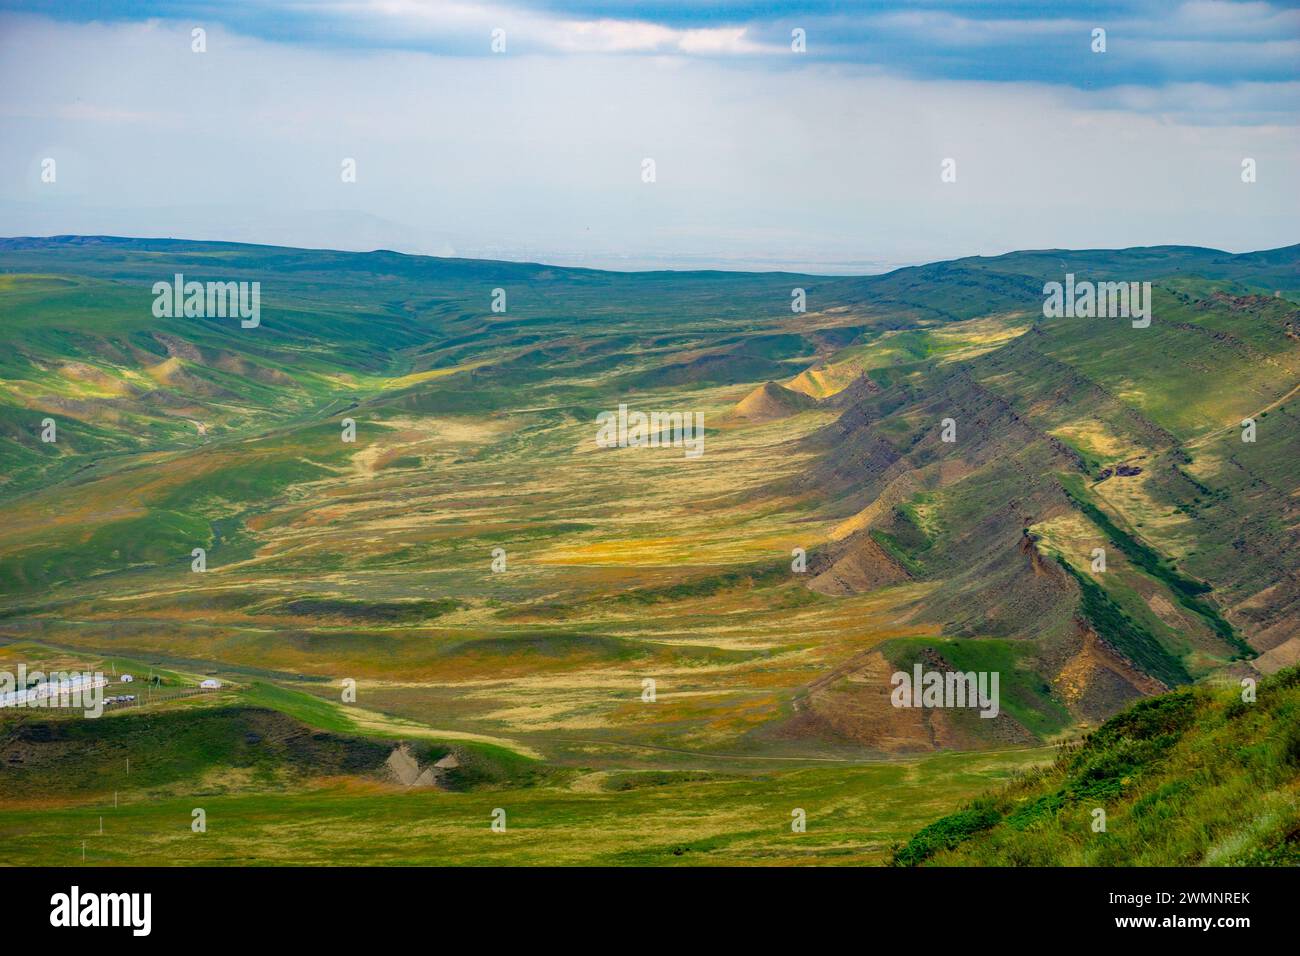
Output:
[
  {"xmin": 273, "ymin": 0, "xmax": 777, "ymax": 56},
  {"xmin": 872, "ymin": 11, "xmax": 1092, "ymax": 46},
  {"xmin": 0, "ymin": 14, "xmax": 1295, "ymax": 270}
]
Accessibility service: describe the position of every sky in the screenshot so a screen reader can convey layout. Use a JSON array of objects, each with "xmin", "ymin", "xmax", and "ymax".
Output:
[{"xmin": 1, "ymin": 0, "xmax": 1297, "ymax": 272}]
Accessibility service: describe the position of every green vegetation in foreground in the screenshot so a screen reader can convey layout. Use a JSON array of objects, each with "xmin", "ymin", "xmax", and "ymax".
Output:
[
  {"xmin": 2, "ymin": 239, "xmax": 1298, "ymax": 867},
  {"xmin": 0, "ymin": 710, "xmax": 1049, "ymax": 865},
  {"xmin": 0, "ymin": 678, "xmax": 1049, "ymax": 866},
  {"xmin": 893, "ymin": 665, "xmax": 1300, "ymax": 866}
]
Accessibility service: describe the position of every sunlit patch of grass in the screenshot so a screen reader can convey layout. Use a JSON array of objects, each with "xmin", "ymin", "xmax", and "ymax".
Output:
[{"xmin": 895, "ymin": 667, "xmax": 1300, "ymax": 866}]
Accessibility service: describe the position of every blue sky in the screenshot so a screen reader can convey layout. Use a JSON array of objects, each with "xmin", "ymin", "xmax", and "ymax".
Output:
[
  {"xmin": 8, "ymin": 0, "xmax": 1299, "ymax": 88},
  {"xmin": 1, "ymin": 0, "xmax": 1297, "ymax": 271}
]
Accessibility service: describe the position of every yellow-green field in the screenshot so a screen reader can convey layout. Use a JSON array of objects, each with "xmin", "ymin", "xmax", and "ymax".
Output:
[{"xmin": 3, "ymin": 238, "xmax": 1298, "ymax": 866}]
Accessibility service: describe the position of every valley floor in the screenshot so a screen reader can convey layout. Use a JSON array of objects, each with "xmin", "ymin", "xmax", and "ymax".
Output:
[
  {"xmin": 3, "ymin": 239, "xmax": 1299, "ymax": 866},
  {"xmin": 0, "ymin": 746, "xmax": 1049, "ymax": 867}
]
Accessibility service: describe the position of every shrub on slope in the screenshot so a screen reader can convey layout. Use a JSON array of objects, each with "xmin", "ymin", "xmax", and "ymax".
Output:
[{"xmin": 893, "ymin": 665, "xmax": 1300, "ymax": 866}]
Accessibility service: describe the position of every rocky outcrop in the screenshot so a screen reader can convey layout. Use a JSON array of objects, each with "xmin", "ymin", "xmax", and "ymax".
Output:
[{"xmin": 382, "ymin": 743, "xmax": 459, "ymax": 788}]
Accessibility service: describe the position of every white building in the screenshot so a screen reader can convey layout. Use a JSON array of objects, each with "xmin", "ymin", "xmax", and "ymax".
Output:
[
  {"xmin": 200, "ymin": 679, "xmax": 222, "ymax": 690},
  {"xmin": 0, "ymin": 672, "xmax": 108, "ymax": 708}
]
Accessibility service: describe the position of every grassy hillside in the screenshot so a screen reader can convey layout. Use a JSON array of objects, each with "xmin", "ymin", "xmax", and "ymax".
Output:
[
  {"xmin": 795, "ymin": 272, "xmax": 1299, "ymax": 741},
  {"xmin": 1, "ymin": 237, "xmax": 1297, "ymax": 866},
  {"xmin": 894, "ymin": 665, "xmax": 1300, "ymax": 866},
  {"xmin": 0, "ymin": 691, "xmax": 1049, "ymax": 866}
]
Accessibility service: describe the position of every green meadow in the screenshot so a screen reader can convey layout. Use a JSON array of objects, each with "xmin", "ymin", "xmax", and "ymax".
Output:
[{"xmin": 2, "ymin": 237, "xmax": 1298, "ymax": 865}]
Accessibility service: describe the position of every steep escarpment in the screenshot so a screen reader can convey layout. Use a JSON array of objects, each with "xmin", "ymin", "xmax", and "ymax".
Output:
[{"xmin": 779, "ymin": 276, "xmax": 1299, "ymax": 748}]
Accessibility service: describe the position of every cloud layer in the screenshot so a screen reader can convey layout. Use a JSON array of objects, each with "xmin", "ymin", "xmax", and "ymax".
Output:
[{"xmin": 0, "ymin": 4, "xmax": 1296, "ymax": 270}]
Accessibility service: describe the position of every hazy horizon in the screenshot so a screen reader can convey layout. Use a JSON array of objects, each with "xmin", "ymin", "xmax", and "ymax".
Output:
[
  {"xmin": 3, "ymin": 231, "xmax": 1298, "ymax": 278},
  {"xmin": 2, "ymin": 1, "xmax": 1297, "ymax": 271}
]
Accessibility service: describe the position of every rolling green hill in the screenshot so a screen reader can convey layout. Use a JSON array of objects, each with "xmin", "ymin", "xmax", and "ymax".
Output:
[
  {"xmin": 1, "ymin": 236, "xmax": 1296, "ymax": 865},
  {"xmin": 894, "ymin": 665, "xmax": 1300, "ymax": 866}
]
